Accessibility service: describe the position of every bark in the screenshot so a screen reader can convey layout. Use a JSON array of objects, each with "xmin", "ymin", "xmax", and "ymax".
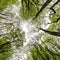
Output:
[{"xmin": 39, "ymin": 28, "xmax": 60, "ymax": 37}]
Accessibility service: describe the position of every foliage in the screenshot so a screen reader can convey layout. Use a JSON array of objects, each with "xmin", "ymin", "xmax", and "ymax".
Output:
[
  {"xmin": 27, "ymin": 43, "xmax": 60, "ymax": 60},
  {"xmin": 0, "ymin": 0, "xmax": 60, "ymax": 60},
  {"xmin": 0, "ymin": 0, "xmax": 18, "ymax": 11},
  {"xmin": 0, "ymin": 36, "xmax": 12, "ymax": 60},
  {"xmin": 0, "ymin": 27, "xmax": 25, "ymax": 59},
  {"xmin": 20, "ymin": 0, "xmax": 43, "ymax": 20}
]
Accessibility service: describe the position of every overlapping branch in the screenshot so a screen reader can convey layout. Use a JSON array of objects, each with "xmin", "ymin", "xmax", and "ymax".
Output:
[
  {"xmin": 32, "ymin": 0, "xmax": 52, "ymax": 20},
  {"xmin": 32, "ymin": 0, "xmax": 60, "ymax": 20}
]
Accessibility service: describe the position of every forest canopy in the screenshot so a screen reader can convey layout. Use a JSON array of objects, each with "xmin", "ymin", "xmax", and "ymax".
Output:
[{"xmin": 0, "ymin": 0, "xmax": 60, "ymax": 60}]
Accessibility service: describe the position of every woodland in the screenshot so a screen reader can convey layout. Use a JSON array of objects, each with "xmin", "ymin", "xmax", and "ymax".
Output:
[{"xmin": 0, "ymin": 0, "xmax": 60, "ymax": 60}]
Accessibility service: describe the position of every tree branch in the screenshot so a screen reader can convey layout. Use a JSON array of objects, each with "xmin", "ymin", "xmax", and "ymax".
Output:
[
  {"xmin": 32, "ymin": 0, "xmax": 52, "ymax": 20},
  {"xmin": 50, "ymin": 0, "xmax": 60, "ymax": 13},
  {"xmin": 38, "ymin": 28, "xmax": 60, "ymax": 37},
  {"xmin": 0, "ymin": 12, "xmax": 9, "ymax": 16},
  {"xmin": 0, "ymin": 39, "xmax": 20, "ymax": 49}
]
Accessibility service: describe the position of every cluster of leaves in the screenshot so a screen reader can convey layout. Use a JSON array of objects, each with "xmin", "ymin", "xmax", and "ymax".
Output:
[
  {"xmin": 9, "ymin": 27, "xmax": 25, "ymax": 48},
  {"xmin": 27, "ymin": 42, "xmax": 60, "ymax": 60},
  {"xmin": 20, "ymin": 0, "xmax": 42, "ymax": 20},
  {"xmin": 0, "ymin": 0, "xmax": 18, "ymax": 11},
  {"xmin": 0, "ymin": 0, "xmax": 60, "ymax": 60},
  {"xmin": 0, "ymin": 36, "xmax": 12, "ymax": 60},
  {"xmin": 0, "ymin": 27, "xmax": 25, "ymax": 60}
]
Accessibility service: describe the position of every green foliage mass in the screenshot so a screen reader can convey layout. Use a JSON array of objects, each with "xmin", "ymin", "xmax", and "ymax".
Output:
[
  {"xmin": 0, "ymin": 37, "xmax": 12, "ymax": 60},
  {"xmin": 49, "ymin": 14, "xmax": 59, "ymax": 22},
  {"xmin": 10, "ymin": 28, "xmax": 25, "ymax": 48},
  {"xmin": 0, "ymin": 0, "xmax": 60, "ymax": 60},
  {"xmin": 0, "ymin": 0, "xmax": 18, "ymax": 11},
  {"xmin": 50, "ymin": 5, "xmax": 60, "ymax": 21},
  {"xmin": 20, "ymin": 0, "xmax": 42, "ymax": 20},
  {"xmin": 0, "ymin": 27, "xmax": 25, "ymax": 59},
  {"xmin": 27, "ymin": 43, "xmax": 60, "ymax": 60},
  {"xmin": 20, "ymin": 3, "xmax": 37, "ymax": 20}
]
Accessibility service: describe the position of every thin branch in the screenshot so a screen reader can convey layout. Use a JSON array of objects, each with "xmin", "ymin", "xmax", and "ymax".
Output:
[
  {"xmin": 32, "ymin": 0, "xmax": 52, "ymax": 20},
  {"xmin": 50, "ymin": 8, "xmax": 56, "ymax": 13},
  {"xmin": 0, "ymin": 39, "xmax": 20, "ymax": 49},
  {"xmin": 54, "ymin": 0, "xmax": 60, "ymax": 7},
  {"xmin": 50, "ymin": 0, "xmax": 60, "ymax": 13},
  {"xmin": 38, "ymin": 28, "xmax": 60, "ymax": 37},
  {"xmin": 0, "ymin": 12, "xmax": 9, "ymax": 16}
]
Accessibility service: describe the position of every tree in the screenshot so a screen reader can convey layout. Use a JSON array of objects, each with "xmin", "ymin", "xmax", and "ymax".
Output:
[{"xmin": 0, "ymin": 0, "xmax": 60, "ymax": 60}]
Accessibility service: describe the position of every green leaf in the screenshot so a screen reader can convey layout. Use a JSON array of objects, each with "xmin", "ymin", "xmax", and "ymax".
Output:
[{"xmin": 49, "ymin": 13, "xmax": 59, "ymax": 22}]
